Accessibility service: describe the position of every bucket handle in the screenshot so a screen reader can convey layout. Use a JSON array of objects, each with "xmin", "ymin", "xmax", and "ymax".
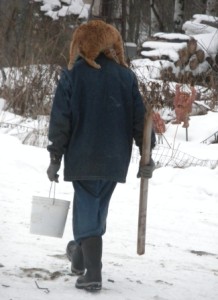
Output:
[{"xmin": 49, "ymin": 182, "xmax": 56, "ymax": 205}]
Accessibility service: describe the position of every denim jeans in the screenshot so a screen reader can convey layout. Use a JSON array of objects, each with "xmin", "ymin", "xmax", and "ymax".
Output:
[{"xmin": 72, "ymin": 180, "xmax": 117, "ymax": 243}]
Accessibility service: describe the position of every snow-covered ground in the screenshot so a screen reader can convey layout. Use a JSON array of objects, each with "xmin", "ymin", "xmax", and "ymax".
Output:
[{"xmin": 0, "ymin": 109, "xmax": 218, "ymax": 300}]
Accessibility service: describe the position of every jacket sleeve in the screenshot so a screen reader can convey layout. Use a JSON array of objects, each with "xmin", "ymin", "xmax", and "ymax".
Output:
[
  {"xmin": 132, "ymin": 75, "xmax": 156, "ymax": 154},
  {"xmin": 47, "ymin": 70, "xmax": 72, "ymax": 159}
]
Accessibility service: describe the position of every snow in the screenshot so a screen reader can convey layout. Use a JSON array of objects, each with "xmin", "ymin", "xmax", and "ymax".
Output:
[
  {"xmin": 183, "ymin": 20, "xmax": 214, "ymax": 35},
  {"xmin": 141, "ymin": 13, "xmax": 218, "ymax": 78},
  {"xmin": 0, "ymin": 107, "xmax": 218, "ymax": 300},
  {"xmin": 34, "ymin": 0, "xmax": 90, "ymax": 20},
  {"xmin": 183, "ymin": 14, "xmax": 218, "ymax": 35},
  {"xmin": 131, "ymin": 58, "xmax": 180, "ymax": 80},
  {"xmin": 193, "ymin": 14, "xmax": 218, "ymax": 23},
  {"xmin": 158, "ymin": 111, "xmax": 218, "ymax": 157},
  {"xmin": 141, "ymin": 49, "xmax": 179, "ymax": 62},
  {"xmin": 183, "ymin": 14, "xmax": 218, "ymax": 59},
  {"xmin": 125, "ymin": 42, "xmax": 137, "ymax": 47},
  {"xmin": 191, "ymin": 31, "xmax": 218, "ymax": 58},
  {"xmin": 142, "ymin": 41, "xmax": 188, "ymax": 51},
  {"xmin": 153, "ymin": 32, "xmax": 191, "ymax": 41}
]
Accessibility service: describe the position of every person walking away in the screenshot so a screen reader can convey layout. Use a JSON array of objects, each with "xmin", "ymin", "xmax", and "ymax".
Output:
[{"xmin": 47, "ymin": 23, "xmax": 156, "ymax": 292}]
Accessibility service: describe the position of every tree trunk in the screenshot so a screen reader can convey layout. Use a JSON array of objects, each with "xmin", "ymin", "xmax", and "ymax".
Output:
[
  {"xmin": 150, "ymin": 0, "xmax": 163, "ymax": 34},
  {"xmin": 173, "ymin": 0, "xmax": 184, "ymax": 32},
  {"xmin": 206, "ymin": 0, "xmax": 217, "ymax": 15},
  {"xmin": 127, "ymin": 0, "xmax": 141, "ymax": 43},
  {"xmin": 121, "ymin": 0, "xmax": 127, "ymax": 41},
  {"xmin": 85, "ymin": 0, "xmax": 101, "ymax": 19},
  {"xmin": 101, "ymin": 0, "xmax": 116, "ymax": 22},
  {"xmin": 189, "ymin": 55, "xmax": 199, "ymax": 70},
  {"xmin": 196, "ymin": 49, "xmax": 205, "ymax": 63},
  {"xmin": 178, "ymin": 47, "xmax": 190, "ymax": 65},
  {"xmin": 187, "ymin": 38, "xmax": 197, "ymax": 55}
]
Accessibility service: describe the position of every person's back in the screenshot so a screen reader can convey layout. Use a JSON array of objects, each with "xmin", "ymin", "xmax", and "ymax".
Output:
[{"xmin": 49, "ymin": 54, "xmax": 146, "ymax": 183}]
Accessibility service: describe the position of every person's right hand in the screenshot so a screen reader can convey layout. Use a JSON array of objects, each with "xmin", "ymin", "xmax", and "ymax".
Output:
[{"xmin": 47, "ymin": 162, "xmax": 61, "ymax": 182}]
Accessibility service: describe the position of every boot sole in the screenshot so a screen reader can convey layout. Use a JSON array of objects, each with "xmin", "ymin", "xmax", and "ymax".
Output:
[{"xmin": 75, "ymin": 281, "xmax": 102, "ymax": 291}]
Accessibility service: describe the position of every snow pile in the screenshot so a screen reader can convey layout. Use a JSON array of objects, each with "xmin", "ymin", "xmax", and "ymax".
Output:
[
  {"xmin": 34, "ymin": 0, "xmax": 90, "ymax": 20},
  {"xmin": 139, "ymin": 14, "xmax": 218, "ymax": 80},
  {"xmin": 141, "ymin": 37, "xmax": 189, "ymax": 63},
  {"xmin": 183, "ymin": 14, "xmax": 218, "ymax": 35},
  {"xmin": 183, "ymin": 14, "xmax": 218, "ymax": 60}
]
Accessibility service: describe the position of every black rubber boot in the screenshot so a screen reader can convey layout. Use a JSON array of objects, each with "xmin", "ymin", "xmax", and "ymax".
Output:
[
  {"xmin": 66, "ymin": 241, "xmax": 85, "ymax": 275},
  {"xmin": 75, "ymin": 236, "xmax": 102, "ymax": 291}
]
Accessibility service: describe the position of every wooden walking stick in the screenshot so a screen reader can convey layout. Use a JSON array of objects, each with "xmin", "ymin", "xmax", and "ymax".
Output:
[{"xmin": 137, "ymin": 109, "xmax": 153, "ymax": 255}]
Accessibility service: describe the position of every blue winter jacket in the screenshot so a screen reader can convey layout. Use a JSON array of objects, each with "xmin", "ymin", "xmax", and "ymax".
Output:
[{"xmin": 47, "ymin": 54, "xmax": 155, "ymax": 183}]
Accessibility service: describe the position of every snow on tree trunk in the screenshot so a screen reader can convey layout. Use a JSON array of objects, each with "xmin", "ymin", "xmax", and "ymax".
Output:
[
  {"xmin": 173, "ymin": 0, "xmax": 184, "ymax": 32},
  {"xmin": 206, "ymin": 0, "xmax": 217, "ymax": 15}
]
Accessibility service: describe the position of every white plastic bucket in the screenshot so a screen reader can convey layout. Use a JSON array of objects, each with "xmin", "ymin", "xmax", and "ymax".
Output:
[{"xmin": 30, "ymin": 196, "xmax": 70, "ymax": 238}]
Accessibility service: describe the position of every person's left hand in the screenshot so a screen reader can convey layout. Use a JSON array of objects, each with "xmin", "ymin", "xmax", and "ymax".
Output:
[{"xmin": 137, "ymin": 158, "xmax": 155, "ymax": 179}]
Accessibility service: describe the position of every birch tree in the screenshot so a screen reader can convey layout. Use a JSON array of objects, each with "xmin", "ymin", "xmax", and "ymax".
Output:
[
  {"xmin": 83, "ymin": 0, "xmax": 101, "ymax": 19},
  {"xmin": 206, "ymin": 0, "xmax": 217, "ymax": 15},
  {"xmin": 173, "ymin": 0, "xmax": 184, "ymax": 32}
]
